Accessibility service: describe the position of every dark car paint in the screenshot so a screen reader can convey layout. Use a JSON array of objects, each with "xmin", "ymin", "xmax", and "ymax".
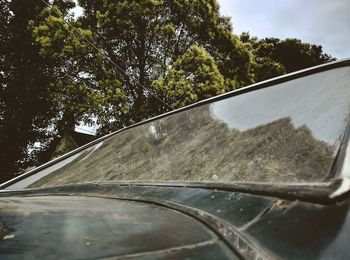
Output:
[
  {"xmin": 0, "ymin": 195, "xmax": 236, "ymax": 259},
  {"xmin": 1, "ymin": 184, "xmax": 350, "ymax": 259}
]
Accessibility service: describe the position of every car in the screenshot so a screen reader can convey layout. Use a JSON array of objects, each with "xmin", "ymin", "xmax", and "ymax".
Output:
[{"xmin": 1, "ymin": 58, "xmax": 350, "ymax": 259}]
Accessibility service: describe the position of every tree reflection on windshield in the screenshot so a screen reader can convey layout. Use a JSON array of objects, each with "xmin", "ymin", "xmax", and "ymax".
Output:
[{"xmin": 29, "ymin": 67, "xmax": 350, "ymax": 188}]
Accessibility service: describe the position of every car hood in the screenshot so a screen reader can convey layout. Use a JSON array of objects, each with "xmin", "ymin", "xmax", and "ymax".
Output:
[
  {"xmin": 1, "ymin": 183, "xmax": 350, "ymax": 259},
  {"xmin": 0, "ymin": 194, "xmax": 236, "ymax": 259}
]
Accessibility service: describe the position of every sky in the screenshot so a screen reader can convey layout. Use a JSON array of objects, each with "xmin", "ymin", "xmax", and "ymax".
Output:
[{"xmin": 218, "ymin": 0, "xmax": 350, "ymax": 59}]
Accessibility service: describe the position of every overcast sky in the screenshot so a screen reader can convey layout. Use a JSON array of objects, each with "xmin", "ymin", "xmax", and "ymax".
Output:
[{"xmin": 218, "ymin": 0, "xmax": 350, "ymax": 59}]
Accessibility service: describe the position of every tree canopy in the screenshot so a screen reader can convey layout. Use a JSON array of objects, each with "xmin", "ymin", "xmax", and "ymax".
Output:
[
  {"xmin": 0, "ymin": 0, "xmax": 335, "ymax": 182},
  {"xmin": 240, "ymin": 32, "xmax": 335, "ymax": 81},
  {"xmin": 153, "ymin": 45, "xmax": 225, "ymax": 108},
  {"xmin": 0, "ymin": 0, "xmax": 57, "ymax": 182}
]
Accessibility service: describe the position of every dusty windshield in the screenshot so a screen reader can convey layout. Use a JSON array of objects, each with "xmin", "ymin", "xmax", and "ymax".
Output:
[{"xmin": 27, "ymin": 67, "xmax": 350, "ymax": 188}]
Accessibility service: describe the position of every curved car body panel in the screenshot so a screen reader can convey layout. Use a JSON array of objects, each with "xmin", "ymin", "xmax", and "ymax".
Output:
[
  {"xmin": 1, "ymin": 184, "xmax": 350, "ymax": 259},
  {"xmin": 0, "ymin": 194, "xmax": 237, "ymax": 259}
]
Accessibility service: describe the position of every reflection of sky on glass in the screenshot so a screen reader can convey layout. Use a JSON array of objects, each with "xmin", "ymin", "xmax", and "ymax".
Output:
[
  {"xmin": 212, "ymin": 67, "xmax": 350, "ymax": 145},
  {"xmin": 343, "ymin": 143, "xmax": 350, "ymax": 178}
]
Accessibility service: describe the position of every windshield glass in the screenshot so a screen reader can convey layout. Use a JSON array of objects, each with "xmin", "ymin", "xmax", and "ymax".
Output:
[{"xmin": 15, "ymin": 67, "xmax": 350, "ymax": 188}]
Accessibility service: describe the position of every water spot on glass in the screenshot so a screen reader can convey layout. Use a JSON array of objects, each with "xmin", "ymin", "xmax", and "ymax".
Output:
[{"xmin": 3, "ymin": 234, "xmax": 15, "ymax": 240}]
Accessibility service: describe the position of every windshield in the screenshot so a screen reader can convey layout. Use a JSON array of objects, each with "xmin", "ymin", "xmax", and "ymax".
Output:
[{"xmin": 9, "ymin": 67, "xmax": 350, "ymax": 188}]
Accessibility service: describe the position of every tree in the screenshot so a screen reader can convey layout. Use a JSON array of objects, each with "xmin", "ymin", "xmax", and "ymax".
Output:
[
  {"xmin": 32, "ymin": 3, "xmax": 129, "ymax": 135},
  {"xmin": 0, "ymin": 1, "xmax": 336, "ymax": 183},
  {"xmin": 240, "ymin": 32, "xmax": 335, "ymax": 82},
  {"xmin": 74, "ymin": 0, "xmax": 253, "ymax": 132},
  {"xmin": 0, "ymin": 0, "xmax": 58, "ymax": 182},
  {"xmin": 6, "ymin": 0, "xmax": 251, "ymax": 179},
  {"xmin": 153, "ymin": 45, "xmax": 225, "ymax": 108}
]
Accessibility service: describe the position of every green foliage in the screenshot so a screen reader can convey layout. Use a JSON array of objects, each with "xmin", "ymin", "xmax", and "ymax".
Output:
[
  {"xmin": 0, "ymin": 0, "xmax": 336, "ymax": 182},
  {"xmin": 0, "ymin": 0, "xmax": 57, "ymax": 182},
  {"xmin": 153, "ymin": 45, "xmax": 225, "ymax": 108},
  {"xmin": 32, "ymin": 2, "xmax": 129, "ymax": 134},
  {"xmin": 240, "ymin": 32, "xmax": 335, "ymax": 82},
  {"xmin": 77, "ymin": 0, "xmax": 253, "ymax": 130}
]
